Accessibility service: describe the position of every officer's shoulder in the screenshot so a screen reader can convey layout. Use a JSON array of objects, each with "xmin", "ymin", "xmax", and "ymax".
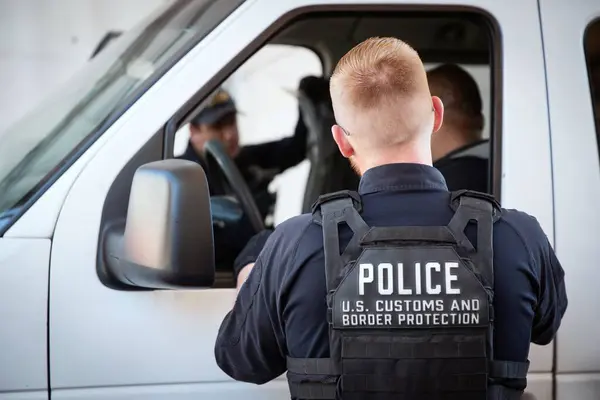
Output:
[
  {"xmin": 271, "ymin": 213, "xmax": 317, "ymax": 244},
  {"xmin": 496, "ymin": 207, "xmax": 550, "ymax": 251}
]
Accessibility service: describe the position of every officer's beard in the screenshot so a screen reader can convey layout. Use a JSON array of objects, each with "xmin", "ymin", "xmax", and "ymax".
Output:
[{"xmin": 348, "ymin": 157, "xmax": 362, "ymax": 176}]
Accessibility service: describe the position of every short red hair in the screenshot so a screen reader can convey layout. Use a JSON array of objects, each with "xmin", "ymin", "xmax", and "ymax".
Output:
[{"xmin": 330, "ymin": 37, "xmax": 433, "ymax": 149}]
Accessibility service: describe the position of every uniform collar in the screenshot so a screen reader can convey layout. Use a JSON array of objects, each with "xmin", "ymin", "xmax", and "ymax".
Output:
[
  {"xmin": 435, "ymin": 139, "xmax": 489, "ymax": 164},
  {"xmin": 358, "ymin": 163, "xmax": 448, "ymax": 195},
  {"xmin": 182, "ymin": 142, "xmax": 207, "ymax": 167}
]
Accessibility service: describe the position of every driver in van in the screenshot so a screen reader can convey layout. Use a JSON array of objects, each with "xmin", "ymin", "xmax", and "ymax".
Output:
[
  {"xmin": 428, "ymin": 63, "xmax": 489, "ymax": 193},
  {"xmin": 178, "ymin": 86, "xmax": 309, "ymax": 220},
  {"xmin": 177, "ymin": 80, "xmax": 326, "ymax": 269}
]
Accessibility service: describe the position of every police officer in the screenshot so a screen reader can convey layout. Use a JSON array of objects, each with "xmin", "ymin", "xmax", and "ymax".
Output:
[{"xmin": 214, "ymin": 37, "xmax": 568, "ymax": 399}]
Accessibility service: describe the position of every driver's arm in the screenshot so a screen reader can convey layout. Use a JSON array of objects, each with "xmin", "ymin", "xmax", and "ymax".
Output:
[{"xmin": 234, "ymin": 106, "xmax": 307, "ymax": 173}]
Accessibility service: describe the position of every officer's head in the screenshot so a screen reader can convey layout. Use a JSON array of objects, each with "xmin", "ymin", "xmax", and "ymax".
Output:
[
  {"xmin": 427, "ymin": 64, "xmax": 483, "ymax": 162},
  {"xmin": 189, "ymin": 88, "xmax": 240, "ymax": 158},
  {"xmin": 329, "ymin": 37, "xmax": 444, "ymax": 175}
]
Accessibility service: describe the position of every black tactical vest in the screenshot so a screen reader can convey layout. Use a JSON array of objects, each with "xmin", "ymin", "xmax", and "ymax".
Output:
[{"xmin": 286, "ymin": 190, "xmax": 530, "ymax": 400}]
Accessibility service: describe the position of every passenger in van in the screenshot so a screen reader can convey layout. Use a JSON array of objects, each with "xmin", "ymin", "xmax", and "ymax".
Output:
[
  {"xmin": 214, "ymin": 37, "xmax": 568, "ymax": 398},
  {"xmin": 428, "ymin": 63, "xmax": 490, "ymax": 193}
]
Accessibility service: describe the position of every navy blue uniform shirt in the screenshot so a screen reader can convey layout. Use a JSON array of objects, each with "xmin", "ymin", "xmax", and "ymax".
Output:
[
  {"xmin": 214, "ymin": 163, "xmax": 568, "ymax": 385},
  {"xmin": 434, "ymin": 140, "xmax": 490, "ymax": 193}
]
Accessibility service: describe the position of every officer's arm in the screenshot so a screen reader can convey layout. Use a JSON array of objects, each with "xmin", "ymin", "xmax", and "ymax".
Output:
[
  {"xmin": 232, "ymin": 229, "xmax": 273, "ymax": 283},
  {"xmin": 531, "ymin": 231, "xmax": 568, "ymax": 345},
  {"xmin": 214, "ymin": 236, "xmax": 286, "ymax": 384}
]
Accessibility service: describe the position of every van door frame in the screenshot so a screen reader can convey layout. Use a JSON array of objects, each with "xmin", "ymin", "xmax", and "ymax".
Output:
[{"xmin": 539, "ymin": 1, "xmax": 600, "ymax": 399}]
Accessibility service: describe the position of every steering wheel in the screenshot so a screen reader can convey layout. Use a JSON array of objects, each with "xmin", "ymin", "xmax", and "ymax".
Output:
[{"xmin": 203, "ymin": 139, "xmax": 265, "ymax": 234}]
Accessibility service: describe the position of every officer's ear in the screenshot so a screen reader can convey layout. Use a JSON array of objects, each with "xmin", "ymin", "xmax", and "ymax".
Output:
[
  {"xmin": 432, "ymin": 96, "xmax": 444, "ymax": 133},
  {"xmin": 331, "ymin": 124, "xmax": 355, "ymax": 158}
]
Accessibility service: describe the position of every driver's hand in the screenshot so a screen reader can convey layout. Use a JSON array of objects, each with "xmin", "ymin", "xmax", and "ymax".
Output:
[
  {"xmin": 236, "ymin": 263, "xmax": 254, "ymax": 291},
  {"xmin": 233, "ymin": 229, "xmax": 273, "ymax": 280},
  {"xmin": 298, "ymin": 75, "xmax": 330, "ymax": 102}
]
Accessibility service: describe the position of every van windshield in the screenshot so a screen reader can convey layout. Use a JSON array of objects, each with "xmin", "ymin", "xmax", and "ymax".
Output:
[{"xmin": 0, "ymin": 0, "xmax": 244, "ymax": 232}]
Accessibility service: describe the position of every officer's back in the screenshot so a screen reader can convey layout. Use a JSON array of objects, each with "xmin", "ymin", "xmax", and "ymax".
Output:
[
  {"xmin": 214, "ymin": 37, "xmax": 568, "ymax": 400},
  {"xmin": 282, "ymin": 164, "xmax": 564, "ymax": 359}
]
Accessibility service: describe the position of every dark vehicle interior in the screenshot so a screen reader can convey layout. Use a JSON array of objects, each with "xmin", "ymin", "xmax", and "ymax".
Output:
[{"xmin": 168, "ymin": 10, "xmax": 496, "ymax": 288}]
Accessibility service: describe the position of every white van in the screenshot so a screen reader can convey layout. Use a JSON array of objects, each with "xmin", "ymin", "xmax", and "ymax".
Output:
[{"xmin": 0, "ymin": 0, "xmax": 598, "ymax": 399}]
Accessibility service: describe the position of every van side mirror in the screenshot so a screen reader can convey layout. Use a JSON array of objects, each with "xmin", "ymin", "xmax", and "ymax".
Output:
[{"xmin": 101, "ymin": 159, "xmax": 214, "ymax": 289}]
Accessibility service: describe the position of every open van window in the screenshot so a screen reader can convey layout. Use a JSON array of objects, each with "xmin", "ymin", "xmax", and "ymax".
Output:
[
  {"xmin": 0, "ymin": 0, "xmax": 245, "ymax": 232},
  {"xmin": 158, "ymin": 9, "xmax": 497, "ymax": 288}
]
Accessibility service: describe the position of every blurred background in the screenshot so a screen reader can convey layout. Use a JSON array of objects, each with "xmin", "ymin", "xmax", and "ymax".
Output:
[{"xmin": 0, "ymin": 0, "xmax": 171, "ymax": 134}]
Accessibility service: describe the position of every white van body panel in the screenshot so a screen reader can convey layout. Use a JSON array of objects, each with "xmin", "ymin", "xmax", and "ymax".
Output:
[
  {"xmin": 45, "ymin": 0, "xmax": 555, "ymax": 399},
  {"xmin": 5, "ymin": 160, "xmax": 91, "ymax": 239},
  {"xmin": 540, "ymin": 0, "xmax": 600, "ymax": 397},
  {"xmin": 0, "ymin": 394, "xmax": 47, "ymax": 400},
  {"xmin": 0, "ymin": 238, "xmax": 49, "ymax": 399},
  {"xmin": 49, "ymin": 382, "xmax": 290, "ymax": 400}
]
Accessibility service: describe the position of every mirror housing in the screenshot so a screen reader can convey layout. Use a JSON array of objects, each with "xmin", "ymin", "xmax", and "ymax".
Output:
[{"xmin": 102, "ymin": 159, "xmax": 214, "ymax": 289}]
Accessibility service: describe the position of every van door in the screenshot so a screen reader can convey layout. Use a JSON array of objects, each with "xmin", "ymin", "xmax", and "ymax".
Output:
[
  {"xmin": 0, "ymin": 239, "xmax": 49, "ymax": 400},
  {"xmin": 539, "ymin": 1, "xmax": 600, "ymax": 399},
  {"xmin": 38, "ymin": 0, "xmax": 553, "ymax": 399}
]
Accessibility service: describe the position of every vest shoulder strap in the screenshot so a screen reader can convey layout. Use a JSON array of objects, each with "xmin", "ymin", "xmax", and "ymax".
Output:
[
  {"xmin": 450, "ymin": 189, "xmax": 502, "ymax": 217},
  {"xmin": 448, "ymin": 189, "xmax": 501, "ymax": 292},
  {"xmin": 311, "ymin": 190, "xmax": 369, "ymax": 292},
  {"xmin": 311, "ymin": 189, "xmax": 363, "ymax": 224}
]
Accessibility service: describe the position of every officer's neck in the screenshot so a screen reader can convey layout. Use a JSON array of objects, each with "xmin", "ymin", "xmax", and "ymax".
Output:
[{"xmin": 354, "ymin": 146, "xmax": 433, "ymax": 175}]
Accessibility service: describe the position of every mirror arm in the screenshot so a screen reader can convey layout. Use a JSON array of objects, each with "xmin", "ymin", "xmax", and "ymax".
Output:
[{"xmin": 97, "ymin": 220, "xmax": 149, "ymax": 291}]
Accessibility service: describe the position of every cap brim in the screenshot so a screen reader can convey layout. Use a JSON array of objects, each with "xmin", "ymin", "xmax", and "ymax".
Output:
[{"xmin": 198, "ymin": 104, "xmax": 238, "ymax": 125}]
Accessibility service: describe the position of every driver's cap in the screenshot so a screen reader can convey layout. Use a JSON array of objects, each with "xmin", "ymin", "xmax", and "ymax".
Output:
[{"xmin": 191, "ymin": 88, "xmax": 237, "ymax": 126}]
